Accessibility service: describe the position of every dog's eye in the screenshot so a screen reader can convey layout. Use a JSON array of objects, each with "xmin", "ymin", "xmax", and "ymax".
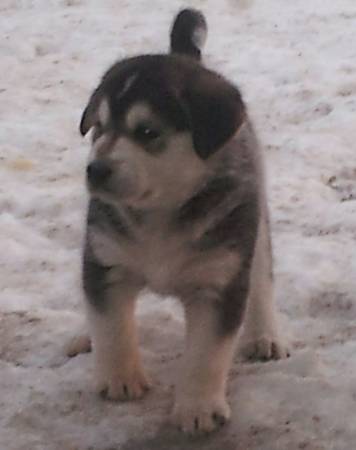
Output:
[{"xmin": 133, "ymin": 124, "xmax": 160, "ymax": 143}]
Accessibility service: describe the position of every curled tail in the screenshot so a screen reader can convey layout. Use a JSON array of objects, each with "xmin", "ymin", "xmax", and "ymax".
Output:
[{"xmin": 170, "ymin": 8, "xmax": 207, "ymax": 61}]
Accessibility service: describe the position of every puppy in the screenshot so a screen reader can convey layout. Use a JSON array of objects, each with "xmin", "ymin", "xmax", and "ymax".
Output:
[{"xmin": 73, "ymin": 8, "xmax": 288, "ymax": 434}]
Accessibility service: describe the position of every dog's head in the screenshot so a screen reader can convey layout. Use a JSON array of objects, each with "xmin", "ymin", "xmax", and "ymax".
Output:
[{"xmin": 80, "ymin": 13, "xmax": 245, "ymax": 209}]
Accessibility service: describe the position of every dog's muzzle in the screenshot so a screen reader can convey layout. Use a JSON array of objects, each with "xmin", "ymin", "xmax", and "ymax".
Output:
[{"xmin": 87, "ymin": 160, "xmax": 112, "ymax": 188}]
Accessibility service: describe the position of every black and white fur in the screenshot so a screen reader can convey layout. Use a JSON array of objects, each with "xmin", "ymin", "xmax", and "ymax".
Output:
[{"xmin": 69, "ymin": 9, "xmax": 288, "ymax": 435}]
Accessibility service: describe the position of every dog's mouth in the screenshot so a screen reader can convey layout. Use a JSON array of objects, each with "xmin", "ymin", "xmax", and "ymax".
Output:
[{"xmin": 87, "ymin": 176, "xmax": 142, "ymax": 207}]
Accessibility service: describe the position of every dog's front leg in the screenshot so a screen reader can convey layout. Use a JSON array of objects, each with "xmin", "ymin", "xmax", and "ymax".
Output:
[
  {"xmin": 172, "ymin": 296, "xmax": 242, "ymax": 434},
  {"xmin": 86, "ymin": 281, "xmax": 151, "ymax": 401},
  {"xmin": 239, "ymin": 216, "xmax": 289, "ymax": 360}
]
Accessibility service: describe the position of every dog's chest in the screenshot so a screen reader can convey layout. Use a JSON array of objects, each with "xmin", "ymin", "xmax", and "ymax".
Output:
[
  {"xmin": 136, "ymin": 230, "xmax": 190, "ymax": 293},
  {"xmin": 90, "ymin": 221, "xmax": 240, "ymax": 298},
  {"xmin": 90, "ymin": 223, "xmax": 194, "ymax": 294}
]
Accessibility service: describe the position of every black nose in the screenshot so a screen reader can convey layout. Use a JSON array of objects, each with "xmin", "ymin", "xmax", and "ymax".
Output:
[{"xmin": 87, "ymin": 160, "xmax": 112, "ymax": 186}]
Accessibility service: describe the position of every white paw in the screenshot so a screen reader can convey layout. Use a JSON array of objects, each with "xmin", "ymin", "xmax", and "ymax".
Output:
[
  {"xmin": 65, "ymin": 334, "xmax": 91, "ymax": 357},
  {"xmin": 171, "ymin": 394, "xmax": 230, "ymax": 434},
  {"xmin": 95, "ymin": 366, "xmax": 151, "ymax": 401},
  {"xmin": 239, "ymin": 333, "xmax": 290, "ymax": 361}
]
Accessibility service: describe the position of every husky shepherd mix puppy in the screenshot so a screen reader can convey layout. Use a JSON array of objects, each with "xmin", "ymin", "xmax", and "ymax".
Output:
[{"xmin": 72, "ymin": 9, "xmax": 288, "ymax": 434}]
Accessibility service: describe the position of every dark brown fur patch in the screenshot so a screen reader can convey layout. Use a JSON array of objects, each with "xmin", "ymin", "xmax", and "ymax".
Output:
[
  {"xmin": 176, "ymin": 176, "xmax": 236, "ymax": 225},
  {"xmin": 198, "ymin": 194, "xmax": 259, "ymax": 255},
  {"xmin": 87, "ymin": 198, "xmax": 133, "ymax": 239},
  {"xmin": 80, "ymin": 55, "xmax": 245, "ymax": 159},
  {"xmin": 220, "ymin": 260, "xmax": 251, "ymax": 335},
  {"xmin": 82, "ymin": 242, "xmax": 112, "ymax": 311}
]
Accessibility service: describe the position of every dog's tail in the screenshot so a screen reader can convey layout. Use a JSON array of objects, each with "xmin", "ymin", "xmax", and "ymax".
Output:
[{"xmin": 170, "ymin": 8, "xmax": 207, "ymax": 61}]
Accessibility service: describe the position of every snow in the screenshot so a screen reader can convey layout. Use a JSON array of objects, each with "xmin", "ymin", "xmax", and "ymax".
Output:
[{"xmin": 1, "ymin": 0, "xmax": 356, "ymax": 449}]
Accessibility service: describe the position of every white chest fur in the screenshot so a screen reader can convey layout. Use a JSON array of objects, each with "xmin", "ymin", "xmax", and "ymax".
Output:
[{"xmin": 89, "ymin": 223, "xmax": 241, "ymax": 298}]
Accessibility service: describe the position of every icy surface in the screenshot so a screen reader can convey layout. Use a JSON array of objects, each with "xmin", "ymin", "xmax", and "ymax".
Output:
[{"xmin": 1, "ymin": 0, "xmax": 356, "ymax": 449}]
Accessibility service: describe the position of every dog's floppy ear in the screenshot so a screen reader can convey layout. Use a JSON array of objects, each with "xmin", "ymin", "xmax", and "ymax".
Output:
[
  {"xmin": 79, "ymin": 88, "xmax": 103, "ymax": 136},
  {"xmin": 183, "ymin": 72, "xmax": 245, "ymax": 159}
]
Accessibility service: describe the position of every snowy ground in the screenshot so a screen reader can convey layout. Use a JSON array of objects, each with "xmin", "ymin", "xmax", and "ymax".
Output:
[{"xmin": 1, "ymin": 0, "xmax": 356, "ymax": 449}]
